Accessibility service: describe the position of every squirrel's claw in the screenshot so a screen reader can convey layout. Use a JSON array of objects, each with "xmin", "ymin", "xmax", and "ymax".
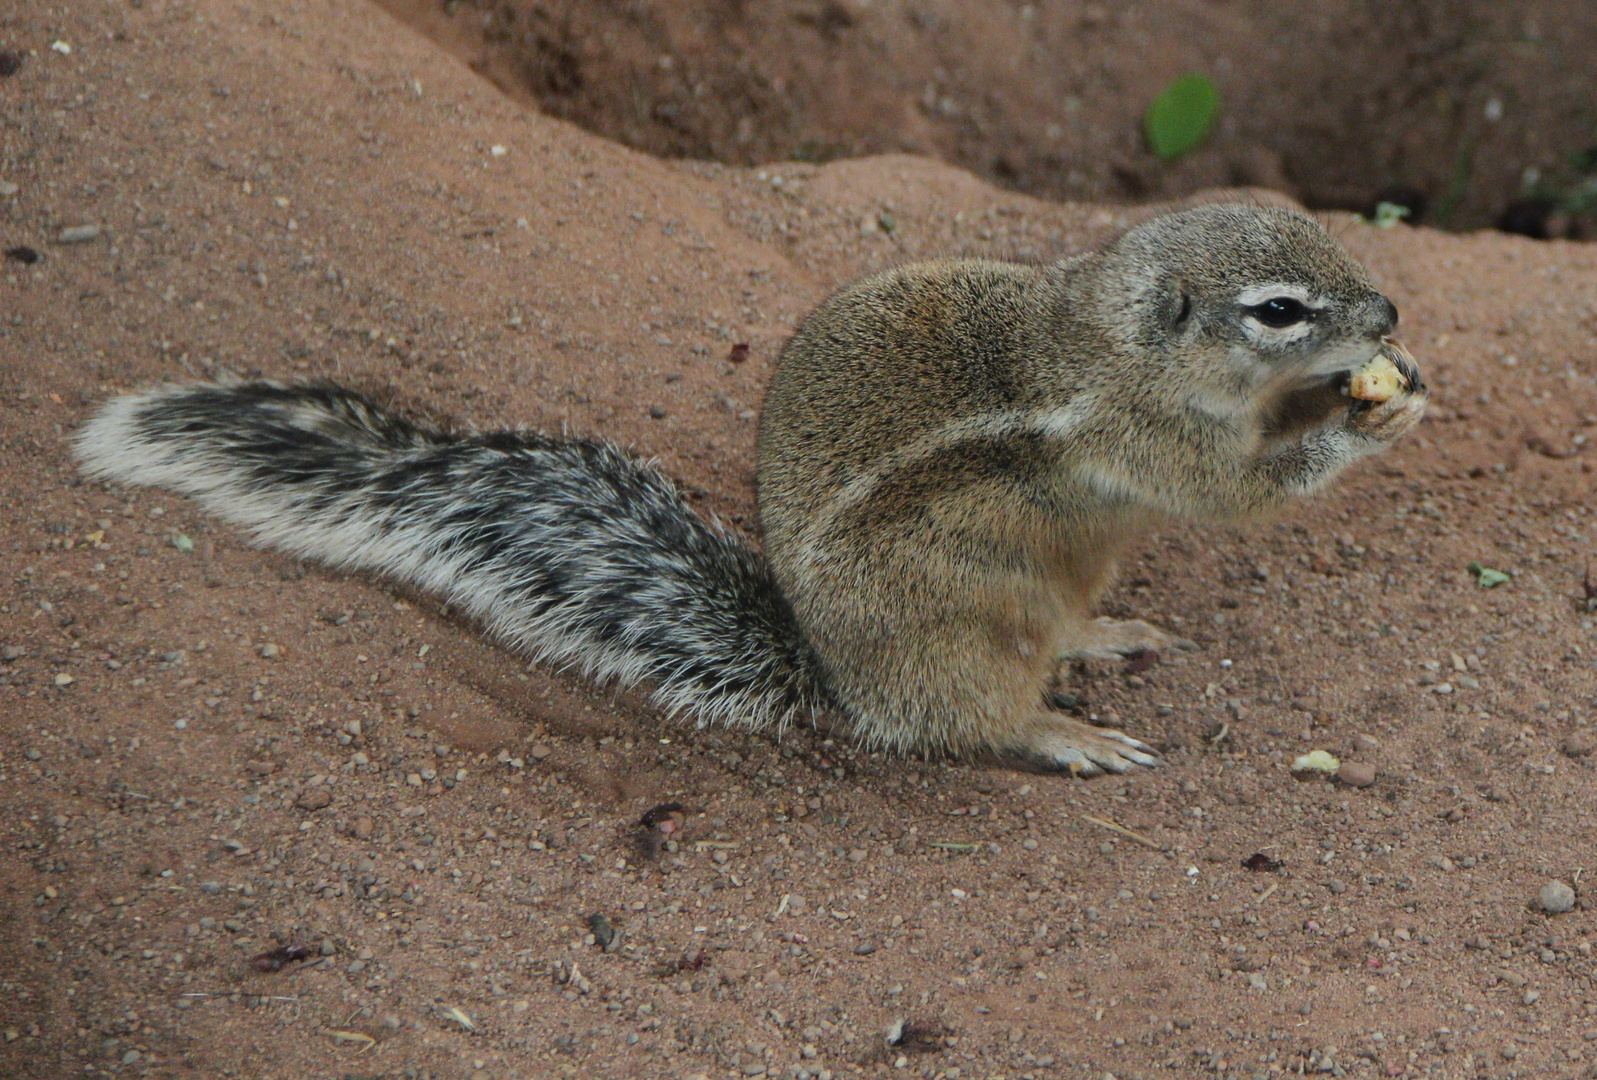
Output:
[{"xmin": 1022, "ymin": 717, "xmax": 1162, "ymax": 777}]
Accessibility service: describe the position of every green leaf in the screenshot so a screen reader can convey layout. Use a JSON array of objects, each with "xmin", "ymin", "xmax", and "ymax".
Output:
[
  {"xmin": 1466, "ymin": 561, "xmax": 1511, "ymax": 588},
  {"xmin": 1371, "ymin": 201, "xmax": 1412, "ymax": 228},
  {"xmin": 1144, "ymin": 74, "xmax": 1221, "ymax": 162}
]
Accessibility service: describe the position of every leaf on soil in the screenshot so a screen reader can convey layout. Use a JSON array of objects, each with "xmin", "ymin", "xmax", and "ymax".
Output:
[
  {"xmin": 328, "ymin": 1029, "xmax": 375, "ymax": 1051},
  {"xmin": 1466, "ymin": 561, "xmax": 1511, "ymax": 588},
  {"xmin": 885, "ymin": 1018, "xmax": 953, "ymax": 1053},
  {"xmin": 587, "ymin": 912, "xmax": 615, "ymax": 949},
  {"xmin": 1080, "ymin": 814, "xmax": 1165, "ymax": 851},
  {"xmin": 1144, "ymin": 74, "xmax": 1221, "ymax": 162},
  {"xmin": 247, "ymin": 942, "xmax": 312, "ymax": 972},
  {"xmin": 439, "ymin": 1005, "xmax": 475, "ymax": 1031},
  {"xmin": 652, "ymin": 948, "xmax": 709, "ymax": 978},
  {"xmin": 1242, "ymin": 852, "xmax": 1283, "ymax": 873},
  {"xmin": 639, "ymin": 802, "xmax": 684, "ymax": 833},
  {"xmin": 632, "ymin": 801, "xmax": 686, "ymax": 861},
  {"xmin": 1371, "ymin": 202, "xmax": 1412, "ymax": 228},
  {"xmin": 1291, "ymin": 750, "xmax": 1340, "ymax": 774}
]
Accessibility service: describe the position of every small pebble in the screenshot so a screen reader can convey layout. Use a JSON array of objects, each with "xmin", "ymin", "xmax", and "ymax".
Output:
[
  {"xmin": 353, "ymin": 817, "xmax": 373, "ymax": 840},
  {"xmin": 56, "ymin": 224, "xmax": 101, "ymax": 244},
  {"xmin": 1560, "ymin": 731, "xmax": 1595, "ymax": 758},
  {"xmin": 295, "ymin": 788, "xmax": 332, "ymax": 811},
  {"xmin": 1538, "ymin": 879, "xmax": 1576, "ymax": 914},
  {"xmin": 259, "ymin": 643, "xmax": 281, "ymax": 658},
  {"xmin": 0, "ymin": 181, "xmax": 17, "ymax": 197},
  {"xmin": 529, "ymin": 744, "xmax": 551, "ymax": 760},
  {"xmin": 1336, "ymin": 761, "xmax": 1377, "ymax": 787}
]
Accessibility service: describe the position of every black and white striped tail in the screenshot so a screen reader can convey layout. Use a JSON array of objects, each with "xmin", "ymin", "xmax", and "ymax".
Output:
[{"xmin": 74, "ymin": 382, "xmax": 831, "ymax": 731}]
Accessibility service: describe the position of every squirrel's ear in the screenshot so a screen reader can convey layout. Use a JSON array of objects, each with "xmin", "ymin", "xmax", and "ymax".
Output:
[{"xmin": 1171, "ymin": 283, "xmax": 1193, "ymax": 331}]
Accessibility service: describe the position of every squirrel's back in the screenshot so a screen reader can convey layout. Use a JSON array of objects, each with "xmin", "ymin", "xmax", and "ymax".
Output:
[{"xmin": 759, "ymin": 257, "xmax": 1086, "ymax": 550}]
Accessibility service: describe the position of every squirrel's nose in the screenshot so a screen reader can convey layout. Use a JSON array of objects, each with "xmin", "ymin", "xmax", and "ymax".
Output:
[{"xmin": 1376, "ymin": 296, "xmax": 1400, "ymax": 336}]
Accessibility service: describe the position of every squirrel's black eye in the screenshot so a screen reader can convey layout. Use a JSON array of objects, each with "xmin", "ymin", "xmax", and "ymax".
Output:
[{"xmin": 1246, "ymin": 297, "xmax": 1313, "ymax": 329}]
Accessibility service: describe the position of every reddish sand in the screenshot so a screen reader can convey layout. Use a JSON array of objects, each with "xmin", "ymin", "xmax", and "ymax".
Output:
[{"xmin": 2, "ymin": 3, "xmax": 1597, "ymax": 1080}]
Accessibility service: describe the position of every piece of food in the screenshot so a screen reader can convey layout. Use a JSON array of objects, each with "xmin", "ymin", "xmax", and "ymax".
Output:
[
  {"xmin": 1291, "ymin": 749, "xmax": 1341, "ymax": 774},
  {"xmin": 1347, "ymin": 345, "xmax": 1412, "ymax": 402}
]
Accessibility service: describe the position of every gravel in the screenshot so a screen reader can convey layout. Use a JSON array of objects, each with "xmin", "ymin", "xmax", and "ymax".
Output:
[
  {"xmin": 295, "ymin": 788, "xmax": 333, "ymax": 811},
  {"xmin": 1538, "ymin": 880, "xmax": 1576, "ymax": 914},
  {"xmin": 1560, "ymin": 731, "xmax": 1595, "ymax": 758},
  {"xmin": 1335, "ymin": 761, "xmax": 1377, "ymax": 787},
  {"xmin": 56, "ymin": 224, "xmax": 102, "ymax": 244}
]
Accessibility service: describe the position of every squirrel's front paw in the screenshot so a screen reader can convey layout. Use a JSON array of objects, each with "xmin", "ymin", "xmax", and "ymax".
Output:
[
  {"xmin": 1013, "ymin": 716, "xmax": 1161, "ymax": 777},
  {"xmin": 1346, "ymin": 384, "xmax": 1427, "ymax": 444},
  {"xmin": 1344, "ymin": 341, "xmax": 1427, "ymax": 444}
]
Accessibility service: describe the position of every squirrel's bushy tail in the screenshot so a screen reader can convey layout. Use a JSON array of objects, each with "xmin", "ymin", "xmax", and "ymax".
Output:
[{"xmin": 74, "ymin": 382, "xmax": 831, "ymax": 731}]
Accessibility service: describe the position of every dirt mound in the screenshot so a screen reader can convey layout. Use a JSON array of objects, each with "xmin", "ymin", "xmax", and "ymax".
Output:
[
  {"xmin": 378, "ymin": 0, "xmax": 1597, "ymax": 232},
  {"xmin": 2, "ymin": 2, "xmax": 1597, "ymax": 1079}
]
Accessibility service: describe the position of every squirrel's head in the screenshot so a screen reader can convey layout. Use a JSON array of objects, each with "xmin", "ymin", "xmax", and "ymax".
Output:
[{"xmin": 1090, "ymin": 204, "xmax": 1397, "ymax": 401}]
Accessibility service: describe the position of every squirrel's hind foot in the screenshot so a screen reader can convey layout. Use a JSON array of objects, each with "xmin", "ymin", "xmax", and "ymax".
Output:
[
  {"xmin": 1057, "ymin": 617, "xmax": 1197, "ymax": 662},
  {"xmin": 1012, "ymin": 715, "xmax": 1161, "ymax": 777}
]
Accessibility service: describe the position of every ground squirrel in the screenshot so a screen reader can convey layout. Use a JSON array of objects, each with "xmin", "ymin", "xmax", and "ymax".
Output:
[{"xmin": 74, "ymin": 203, "xmax": 1425, "ymax": 775}]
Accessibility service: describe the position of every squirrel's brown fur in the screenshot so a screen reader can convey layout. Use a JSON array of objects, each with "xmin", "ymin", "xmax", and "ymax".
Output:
[{"xmin": 758, "ymin": 203, "xmax": 1425, "ymax": 772}]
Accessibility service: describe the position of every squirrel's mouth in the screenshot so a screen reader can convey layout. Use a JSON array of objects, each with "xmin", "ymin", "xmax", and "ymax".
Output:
[{"xmin": 1259, "ymin": 378, "xmax": 1354, "ymax": 441}]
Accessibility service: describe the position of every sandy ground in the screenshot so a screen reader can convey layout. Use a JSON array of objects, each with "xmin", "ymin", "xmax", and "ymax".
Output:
[{"xmin": 3, "ymin": 3, "xmax": 1597, "ymax": 1080}]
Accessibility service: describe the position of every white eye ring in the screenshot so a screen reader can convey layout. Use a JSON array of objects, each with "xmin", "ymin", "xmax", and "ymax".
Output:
[
  {"xmin": 1236, "ymin": 284, "xmax": 1323, "ymax": 344},
  {"xmin": 1245, "ymin": 297, "xmax": 1314, "ymax": 328}
]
